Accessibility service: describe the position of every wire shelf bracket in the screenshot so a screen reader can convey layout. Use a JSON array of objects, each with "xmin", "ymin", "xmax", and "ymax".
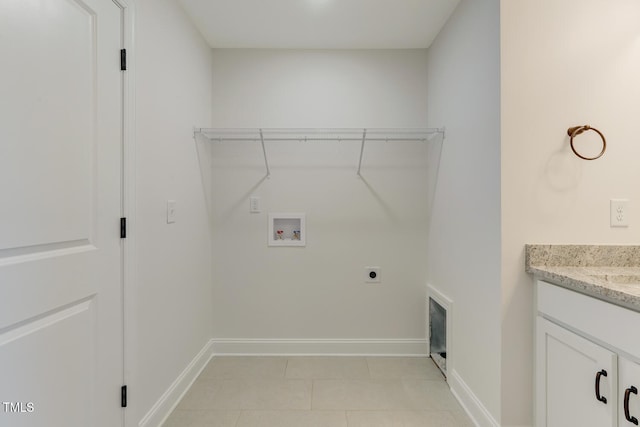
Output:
[
  {"xmin": 356, "ymin": 129, "xmax": 368, "ymax": 177},
  {"xmin": 258, "ymin": 129, "xmax": 271, "ymax": 177}
]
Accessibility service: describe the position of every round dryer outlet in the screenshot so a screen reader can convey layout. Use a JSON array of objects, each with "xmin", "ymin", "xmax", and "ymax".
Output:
[{"xmin": 365, "ymin": 267, "xmax": 381, "ymax": 283}]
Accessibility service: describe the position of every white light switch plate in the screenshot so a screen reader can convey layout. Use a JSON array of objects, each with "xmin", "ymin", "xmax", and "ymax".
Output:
[
  {"xmin": 610, "ymin": 199, "xmax": 629, "ymax": 227},
  {"xmin": 250, "ymin": 196, "xmax": 261, "ymax": 213},
  {"xmin": 167, "ymin": 200, "xmax": 177, "ymax": 224}
]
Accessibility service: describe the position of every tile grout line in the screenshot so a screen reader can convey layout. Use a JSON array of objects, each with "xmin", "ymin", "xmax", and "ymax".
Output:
[
  {"xmin": 284, "ymin": 356, "xmax": 290, "ymax": 379},
  {"xmin": 232, "ymin": 410, "xmax": 242, "ymax": 427},
  {"xmin": 365, "ymin": 356, "xmax": 372, "ymax": 379}
]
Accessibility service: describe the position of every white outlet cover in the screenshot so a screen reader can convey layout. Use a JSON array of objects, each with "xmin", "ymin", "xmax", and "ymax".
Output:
[
  {"xmin": 365, "ymin": 267, "xmax": 381, "ymax": 283},
  {"xmin": 610, "ymin": 199, "xmax": 629, "ymax": 228},
  {"xmin": 167, "ymin": 200, "xmax": 177, "ymax": 224}
]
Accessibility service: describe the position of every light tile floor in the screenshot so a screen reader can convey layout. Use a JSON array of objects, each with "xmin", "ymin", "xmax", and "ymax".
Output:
[{"xmin": 163, "ymin": 356, "xmax": 475, "ymax": 427}]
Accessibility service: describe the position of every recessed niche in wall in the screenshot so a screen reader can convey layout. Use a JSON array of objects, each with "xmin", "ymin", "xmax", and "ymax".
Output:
[{"xmin": 268, "ymin": 213, "xmax": 306, "ymax": 247}]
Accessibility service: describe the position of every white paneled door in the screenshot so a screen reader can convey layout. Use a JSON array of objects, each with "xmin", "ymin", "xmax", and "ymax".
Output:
[{"xmin": 0, "ymin": 0, "xmax": 125, "ymax": 426}]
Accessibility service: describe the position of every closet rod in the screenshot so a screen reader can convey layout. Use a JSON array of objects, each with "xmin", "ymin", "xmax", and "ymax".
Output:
[{"xmin": 196, "ymin": 137, "xmax": 436, "ymax": 142}]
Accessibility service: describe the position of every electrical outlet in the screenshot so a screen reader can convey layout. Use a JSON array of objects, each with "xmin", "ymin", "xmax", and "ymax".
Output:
[
  {"xmin": 167, "ymin": 200, "xmax": 177, "ymax": 224},
  {"xmin": 610, "ymin": 199, "xmax": 629, "ymax": 227},
  {"xmin": 365, "ymin": 267, "xmax": 381, "ymax": 283}
]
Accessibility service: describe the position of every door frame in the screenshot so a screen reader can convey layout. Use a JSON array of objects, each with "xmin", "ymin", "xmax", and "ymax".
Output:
[{"xmin": 111, "ymin": 0, "xmax": 137, "ymax": 426}]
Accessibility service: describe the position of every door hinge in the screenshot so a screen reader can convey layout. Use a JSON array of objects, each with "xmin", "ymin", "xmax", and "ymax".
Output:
[
  {"xmin": 120, "ymin": 49, "xmax": 127, "ymax": 71},
  {"xmin": 121, "ymin": 385, "xmax": 127, "ymax": 408},
  {"xmin": 120, "ymin": 217, "xmax": 127, "ymax": 239}
]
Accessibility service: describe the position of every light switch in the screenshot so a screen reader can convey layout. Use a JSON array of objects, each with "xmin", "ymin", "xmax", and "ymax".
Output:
[
  {"xmin": 167, "ymin": 200, "xmax": 177, "ymax": 224},
  {"xmin": 250, "ymin": 196, "xmax": 261, "ymax": 213}
]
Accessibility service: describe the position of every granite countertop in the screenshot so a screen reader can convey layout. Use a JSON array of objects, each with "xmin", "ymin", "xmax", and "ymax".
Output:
[{"xmin": 525, "ymin": 245, "xmax": 640, "ymax": 312}]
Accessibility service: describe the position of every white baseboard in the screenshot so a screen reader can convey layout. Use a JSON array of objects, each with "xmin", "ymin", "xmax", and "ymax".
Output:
[
  {"xmin": 448, "ymin": 369, "xmax": 500, "ymax": 427},
  {"xmin": 211, "ymin": 338, "xmax": 427, "ymax": 356},
  {"xmin": 138, "ymin": 340, "xmax": 214, "ymax": 427}
]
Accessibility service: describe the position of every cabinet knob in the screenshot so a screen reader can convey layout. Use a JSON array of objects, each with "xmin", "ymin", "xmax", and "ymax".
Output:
[
  {"xmin": 624, "ymin": 385, "xmax": 639, "ymax": 425},
  {"xmin": 595, "ymin": 369, "xmax": 608, "ymax": 404}
]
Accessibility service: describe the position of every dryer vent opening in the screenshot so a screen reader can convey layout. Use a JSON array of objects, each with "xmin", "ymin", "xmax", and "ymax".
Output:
[{"xmin": 429, "ymin": 297, "xmax": 447, "ymax": 377}]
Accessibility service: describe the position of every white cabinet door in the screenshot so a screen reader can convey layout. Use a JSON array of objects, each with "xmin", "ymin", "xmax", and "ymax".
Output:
[
  {"xmin": 537, "ymin": 317, "xmax": 617, "ymax": 427},
  {"xmin": 0, "ymin": 1, "xmax": 124, "ymax": 426},
  {"xmin": 619, "ymin": 357, "xmax": 640, "ymax": 426}
]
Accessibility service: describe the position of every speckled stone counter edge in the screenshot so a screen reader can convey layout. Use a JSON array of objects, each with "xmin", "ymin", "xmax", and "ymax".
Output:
[
  {"xmin": 525, "ymin": 244, "xmax": 640, "ymax": 312},
  {"xmin": 525, "ymin": 244, "xmax": 640, "ymax": 270}
]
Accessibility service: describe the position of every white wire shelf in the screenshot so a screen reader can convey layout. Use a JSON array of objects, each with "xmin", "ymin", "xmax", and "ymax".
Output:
[{"xmin": 193, "ymin": 127, "xmax": 445, "ymax": 177}]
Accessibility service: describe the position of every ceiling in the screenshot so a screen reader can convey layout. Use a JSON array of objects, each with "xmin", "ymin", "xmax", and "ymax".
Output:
[{"xmin": 177, "ymin": 0, "xmax": 461, "ymax": 49}]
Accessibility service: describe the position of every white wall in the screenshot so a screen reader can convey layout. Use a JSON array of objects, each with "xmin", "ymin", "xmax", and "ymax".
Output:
[
  {"xmin": 211, "ymin": 49, "xmax": 428, "ymax": 128},
  {"xmin": 209, "ymin": 50, "xmax": 434, "ymax": 351},
  {"xmin": 134, "ymin": 0, "xmax": 213, "ymax": 422},
  {"xmin": 501, "ymin": 1, "xmax": 640, "ymax": 425},
  {"xmin": 426, "ymin": 0, "xmax": 502, "ymax": 424}
]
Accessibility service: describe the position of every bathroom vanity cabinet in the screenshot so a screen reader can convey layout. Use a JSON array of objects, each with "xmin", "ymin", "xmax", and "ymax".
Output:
[{"xmin": 536, "ymin": 280, "xmax": 640, "ymax": 427}]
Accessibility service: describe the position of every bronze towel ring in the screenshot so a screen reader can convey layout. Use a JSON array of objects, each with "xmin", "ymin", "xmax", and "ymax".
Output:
[{"xmin": 567, "ymin": 125, "xmax": 606, "ymax": 160}]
